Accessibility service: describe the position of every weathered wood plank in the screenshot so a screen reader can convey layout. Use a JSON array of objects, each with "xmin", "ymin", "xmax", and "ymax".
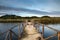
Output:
[
  {"xmin": 45, "ymin": 33, "xmax": 57, "ymax": 40},
  {"xmin": 46, "ymin": 25, "xmax": 59, "ymax": 32},
  {"xmin": 5, "ymin": 31, "xmax": 9, "ymax": 40},
  {"xmin": 10, "ymin": 30, "xmax": 18, "ymax": 37},
  {"xmin": 10, "ymin": 30, "xmax": 12, "ymax": 40},
  {"xmin": 58, "ymin": 32, "xmax": 60, "ymax": 40}
]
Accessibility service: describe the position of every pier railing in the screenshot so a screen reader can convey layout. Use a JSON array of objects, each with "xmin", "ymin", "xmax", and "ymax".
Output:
[
  {"xmin": 41, "ymin": 24, "xmax": 60, "ymax": 40},
  {"xmin": 0, "ymin": 22, "xmax": 60, "ymax": 40},
  {"xmin": 0, "ymin": 24, "xmax": 19, "ymax": 40}
]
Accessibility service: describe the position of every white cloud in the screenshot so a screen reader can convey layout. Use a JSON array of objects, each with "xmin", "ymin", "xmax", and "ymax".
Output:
[
  {"xmin": 0, "ymin": 0, "xmax": 60, "ymax": 17},
  {"xmin": 17, "ymin": 12, "xmax": 43, "ymax": 17}
]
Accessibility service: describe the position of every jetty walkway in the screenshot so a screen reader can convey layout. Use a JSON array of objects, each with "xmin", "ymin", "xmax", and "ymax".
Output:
[{"xmin": 0, "ymin": 19, "xmax": 60, "ymax": 40}]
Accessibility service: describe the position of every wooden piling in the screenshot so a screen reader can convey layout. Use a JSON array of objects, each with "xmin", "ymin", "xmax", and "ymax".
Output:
[{"xmin": 58, "ymin": 32, "xmax": 60, "ymax": 40}]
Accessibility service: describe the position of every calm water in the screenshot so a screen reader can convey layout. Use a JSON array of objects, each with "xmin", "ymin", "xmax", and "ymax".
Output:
[{"xmin": 0, "ymin": 23, "xmax": 60, "ymax": 40}]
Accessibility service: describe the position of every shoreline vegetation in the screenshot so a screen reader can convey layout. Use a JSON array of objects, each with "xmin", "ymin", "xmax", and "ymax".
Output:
[{"xmin": 0, "ymin": 15, "xmax": 60, "ymax": 24}]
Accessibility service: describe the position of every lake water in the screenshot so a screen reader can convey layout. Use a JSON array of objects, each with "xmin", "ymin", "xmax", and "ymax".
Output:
[{"xmin": 0, "ymin": 23, "xmax": 60, "ymax": 40}]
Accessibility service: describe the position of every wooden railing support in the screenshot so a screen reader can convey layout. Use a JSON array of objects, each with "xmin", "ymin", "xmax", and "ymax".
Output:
[
  {"xmin": 9, "ymin": 30, "xmax": 12, "ymax": 40},
  {"xmin": 5, "ymin": 31, "xmax": 9, "ymax": 40},
  {"xmin": 58, "ymin": 32, "xmax": 60, "ymax": 40},
  {"xmin": 10, "ymin": 30, "xmax": 18, "ymax": 37},
  {"xmin": 0, "ymin": 25, "xmax": 17, "ymax": 36},
  {"xmin": 46, "ymin": 25, "xmax": 59, "ymax": 32},
  {"xmin": 45, "ymin": 33, "xmax": 57, "ymax": 40}
]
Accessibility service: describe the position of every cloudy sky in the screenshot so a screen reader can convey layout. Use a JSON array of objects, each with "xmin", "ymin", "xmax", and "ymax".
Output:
[{"xmin": 0, "ymin": 0, "xmax": 60, "ymax": 17}]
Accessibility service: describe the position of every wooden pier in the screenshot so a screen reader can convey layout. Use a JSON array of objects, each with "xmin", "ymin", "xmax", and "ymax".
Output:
[{"xmin": 0, "ymin": 19, "xmax": 60, "ymax": 40}]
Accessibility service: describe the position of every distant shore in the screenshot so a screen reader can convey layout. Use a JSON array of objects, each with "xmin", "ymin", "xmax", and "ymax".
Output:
[{"xmin": 0, "ymin": 15, "xmax": 60, "ymax": 24}]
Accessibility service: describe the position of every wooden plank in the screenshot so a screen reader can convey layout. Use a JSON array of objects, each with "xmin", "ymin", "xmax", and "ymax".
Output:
[
  {"xmin": 45, "ymin": 33, "xmax": 57, "ymax": 40},
  {"xmin": 10, "ymin": 30, "xmax": 18, "ymax": 37},
  {"xmin": 0, "ymin": 25, "xmax": 17, "ymax": 36},
  {"xmin": 46, "ymin": 25, "xmax": 59, "ymax": 32},
  {"xmin": 10, "ymin": 30, "xmax": 12, "ymax": 40},
  {"xmin": 58, "ymin": 32, "xmax": 60, "ymax": 40},
  {"xmin": 5, "ymin": 31, "xmax": 9, "ymax": 40}
]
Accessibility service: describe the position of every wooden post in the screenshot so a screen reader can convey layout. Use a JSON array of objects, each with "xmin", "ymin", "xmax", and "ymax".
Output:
[
  {"xmin": 11, "ymin": 30, "xmax": 18, "ymax": 37},
  {"xmin": 37, "ymin": 23, "xmax": 40, "ymax": 32},
  {"xmin": 42, "ymin": 24, "xmax": 44, "ymax": 38},
  {"xmin": 10, "ymin": 30, "xmax": 12, "ymax": 40},
  {"xmin": 5, "ymin": 31, "xmax": 9, "ymax": 40},
  {"xmin": 58, "ymin": 32, "xmax": 60, "ymax": 40},
  {"xmin": 18, "ymin": 23, "xmax": 21, "ymax": 40}
]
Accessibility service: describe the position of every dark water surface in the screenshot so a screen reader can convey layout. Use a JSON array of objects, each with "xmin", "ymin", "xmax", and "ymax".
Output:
[{"xmin": 0, "ymin": 23, "xmax": 60, "ymax": 40}]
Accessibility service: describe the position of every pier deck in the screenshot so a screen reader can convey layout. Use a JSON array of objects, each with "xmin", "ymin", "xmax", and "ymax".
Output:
[{"xmin": 0, "ymin": 19, "xmax": 60, "ymax": 40}]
